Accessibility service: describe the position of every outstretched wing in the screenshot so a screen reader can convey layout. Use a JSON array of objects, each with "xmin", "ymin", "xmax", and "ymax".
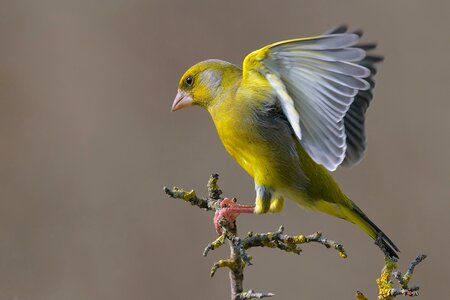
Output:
[
  {"xmin": 243, "ymin": 27, "xmax": 380, "ymax": 171},
  {"xmin": 325, "ymin": 26, "xmax": 383, "ymax": 167}
]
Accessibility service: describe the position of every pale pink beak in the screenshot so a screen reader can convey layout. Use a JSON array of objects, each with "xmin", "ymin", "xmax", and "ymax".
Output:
[{"xmin": 171, "ymin": 90, "xmax": 193, "ymax": 112}]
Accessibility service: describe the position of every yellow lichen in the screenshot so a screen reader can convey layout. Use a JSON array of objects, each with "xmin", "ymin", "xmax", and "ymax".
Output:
[
  {"xmin": 210, "ymin": 234, "xmax": 225, "ymax": 250},
  {"xmin": 217, "ymin": 259, "xmax": 237, "ymax": 269},
  {"xmin": 376, "ymin": 259, "xmax": 397, "ymax": 300},
  {"xmin": 290, "ymin": 235, "xmax": 306, "ymax": 244},
  {"xmin": 183, "ymin": 189, "xmax": 196, "ymax": 202},
  {"xmin": 338, "ymin": 250, "xmax": 348, "ymax": 259},
  {"xmin": 356, "ymin": 291, "xmax": 369, "ymax": 300},
  {"xmin": 211, "ymin": 259, "xmax": 239, "ymax": 277}
]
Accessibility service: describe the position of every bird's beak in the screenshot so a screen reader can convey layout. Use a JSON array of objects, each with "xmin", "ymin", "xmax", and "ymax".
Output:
[{"xmin": 171, "ymin": 90, "xmax": 193, "ymax": 112}]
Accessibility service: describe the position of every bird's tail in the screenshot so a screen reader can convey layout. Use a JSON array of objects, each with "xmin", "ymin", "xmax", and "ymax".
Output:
[{"xmin": 341, "ymin": 203, "xmax": 399, "ymax": 259}]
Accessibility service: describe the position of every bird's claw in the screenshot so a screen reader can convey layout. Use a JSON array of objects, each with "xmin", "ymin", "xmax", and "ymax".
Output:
[{"xmin": 214, "ymin": 198, "xmax": 255, "ymax": 235}]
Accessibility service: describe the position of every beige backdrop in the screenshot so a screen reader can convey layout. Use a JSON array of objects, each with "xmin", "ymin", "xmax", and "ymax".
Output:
[{"xmin": 0, "ymin": 1, "xmax": 449, "ymax": 299}]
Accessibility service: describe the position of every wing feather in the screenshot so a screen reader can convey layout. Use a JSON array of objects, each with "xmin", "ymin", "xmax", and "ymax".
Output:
[{"xmin": 242, "ymin": 27, "xmax": 381, "ymax": 170}]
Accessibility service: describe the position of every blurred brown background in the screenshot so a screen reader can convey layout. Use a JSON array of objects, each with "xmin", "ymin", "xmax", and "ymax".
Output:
[{"xmin": 0, "ymin": 0, "xmax": 449, "ymax": 299}]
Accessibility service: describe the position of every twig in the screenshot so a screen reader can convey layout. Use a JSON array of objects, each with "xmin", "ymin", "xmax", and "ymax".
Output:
[
  {"xmin": 357, "ymin": 255, "xmax": 426, "ymax": 300},
  {"xmin": 237, "ymin": 290, "xmax": 275, "ymax": 299}
]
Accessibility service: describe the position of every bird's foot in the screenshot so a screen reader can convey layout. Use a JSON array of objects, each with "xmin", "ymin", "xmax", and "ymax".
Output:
[{"xmin": 214, "ymin": 198, "xmax": 255, "ymax": 235}]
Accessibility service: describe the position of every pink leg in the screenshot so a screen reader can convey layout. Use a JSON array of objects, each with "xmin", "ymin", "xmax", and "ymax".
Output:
[{"xmin": 214, "ymin": 198, "xmax": 255, "ymax": 234}]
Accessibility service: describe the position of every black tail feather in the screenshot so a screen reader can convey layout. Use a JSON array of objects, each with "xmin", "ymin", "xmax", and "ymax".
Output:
[{"xmin": 352, "ymin": 205, "xmax": 400, "ymax": 259}]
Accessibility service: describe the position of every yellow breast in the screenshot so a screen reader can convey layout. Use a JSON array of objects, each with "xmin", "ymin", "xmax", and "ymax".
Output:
[
  {"xmin": 214, "ymin": 109, "xmax": 259, "ymax": 177},
  {"xmin": 208, "ymin": 72, "xmax": 294, "ymax": 187}
]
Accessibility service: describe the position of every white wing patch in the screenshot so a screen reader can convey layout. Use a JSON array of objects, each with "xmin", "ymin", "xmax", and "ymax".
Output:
[{"xmin": 262, "ymin": 33, "xmax": 371, "ymax": 171}]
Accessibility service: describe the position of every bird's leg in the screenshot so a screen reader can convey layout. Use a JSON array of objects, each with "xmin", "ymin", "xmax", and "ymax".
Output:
[{"xmin": 214, "ymin": 198, "xmax": 255, "ymax": 234}]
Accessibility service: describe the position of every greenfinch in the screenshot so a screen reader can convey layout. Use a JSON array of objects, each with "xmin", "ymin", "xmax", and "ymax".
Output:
[{"xmin": 171, "ymin": 26, "xmax": 398, "ymax": 258}]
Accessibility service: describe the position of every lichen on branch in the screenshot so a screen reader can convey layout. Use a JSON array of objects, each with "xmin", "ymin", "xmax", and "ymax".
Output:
[
  {"xmin": 356, "ymin": 254, "xmax": 426, "ymax": 300},
  {"xmin": 164, "ymin": 174, "xmax": 426, "ymax": 300}
]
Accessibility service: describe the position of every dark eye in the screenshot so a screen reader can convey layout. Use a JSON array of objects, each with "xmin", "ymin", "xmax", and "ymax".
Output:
[{"xmin": 185, "ymin": 76, "xmax": 193, "ymax": 86}]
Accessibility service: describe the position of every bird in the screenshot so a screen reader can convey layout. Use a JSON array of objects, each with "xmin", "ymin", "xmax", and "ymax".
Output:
[{"xmin": 171, "ymin": 26, "xmax": 399, "ymax": 259}]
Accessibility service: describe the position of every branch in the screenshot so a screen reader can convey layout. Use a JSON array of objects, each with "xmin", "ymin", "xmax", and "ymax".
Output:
[
  {"xmin": 164, "ymin": 174, "xmax": 426, "ymax": 300},
  {"xmin": 241, "ymin": 226, "xmax": 347, "ymax": 258},
  {"xmin": 357, "ymin": 255, "xmax": 427, "ymax": 300},
  {"xmin": 238, "ymin": 290, "xmax": 275, "ymax": 299},
  {"xmin": 164, "ymin": 174, "xmax": 346, "ymax": 299}
]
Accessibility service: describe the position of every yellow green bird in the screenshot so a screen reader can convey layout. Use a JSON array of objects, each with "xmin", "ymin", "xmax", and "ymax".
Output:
[{"xmin": 171, "ymin": 26, "xmax": 399, "ymax": 258}]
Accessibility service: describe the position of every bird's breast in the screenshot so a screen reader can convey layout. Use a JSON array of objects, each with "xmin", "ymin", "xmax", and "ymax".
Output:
[
  {"xmin": 215, "ymin": 114, "xmax": 260, "ymax": 177},
  {"xmin": 211, "ymin": 100, "xmax": 305, "ymax": 189}
]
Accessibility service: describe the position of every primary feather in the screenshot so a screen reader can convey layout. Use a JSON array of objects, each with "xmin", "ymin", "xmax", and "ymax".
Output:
[{"xmin": 173, "ymin": 26, "xmax": 398, "ymax": 258}]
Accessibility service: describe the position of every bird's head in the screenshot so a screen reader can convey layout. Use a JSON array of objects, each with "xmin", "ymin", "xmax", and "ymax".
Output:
[{"xmin": 171, "ymin": 59, "xmax": 239, "ymax": 112}]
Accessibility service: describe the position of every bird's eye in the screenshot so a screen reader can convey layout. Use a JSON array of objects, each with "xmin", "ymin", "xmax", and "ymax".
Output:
[{"xmin": 185, "ymin": 76, "xmax": 193, "ymax": 86}]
